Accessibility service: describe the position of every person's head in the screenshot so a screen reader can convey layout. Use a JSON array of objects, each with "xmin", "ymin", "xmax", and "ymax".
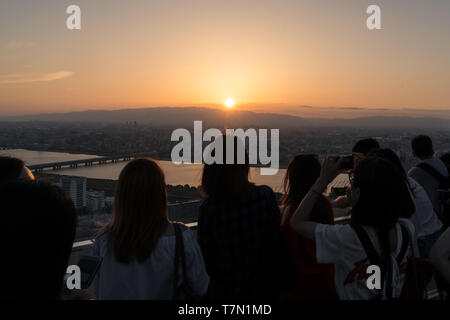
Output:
[
  {"xmin": 369, "ymin": 148, "xmax": 407, "ymax": 180},
  {"xmin": 282, "ymin": 154, "xmax": 320, "ymax": 210},
  {"xmin": 350, "ymin": 157, "xmax": 415, "ymax": 228},
  {"xmin": 109, "ymin": 158, "xmax": 169, "ymax": 264},
  {"xmin": 350, "ymin": 157, "xmax": 415, "ymax": 283},
  {"xmin": 0, "ymin": 156, "xmax": 34, "ymax": 184},
  {"xmin": 411, "ymin": 135, "xmax": 434, "ymax": 160},
  {"xmin": 352, "ymin": 138, "xmax": 380, "ymax": 168},
  {"xmin": 200, "ymin": 135, "xmax": 252, "ymax": 201},
  {"xmin": 0, "ymin": 180, "xmax": 76, "ymax": 299}
]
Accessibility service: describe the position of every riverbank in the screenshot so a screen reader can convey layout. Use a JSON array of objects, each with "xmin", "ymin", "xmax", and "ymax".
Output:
[{"xmin": 35, "ymin": 172, "xmax": 206, "ymax": 203}]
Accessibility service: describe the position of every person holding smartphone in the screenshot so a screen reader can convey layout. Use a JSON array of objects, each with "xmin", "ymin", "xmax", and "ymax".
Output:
[
  {"xmin": 289, "ymin": 155, "xmax": 417, "ymax": 299},
  {"xmin": 332, "ymin": 139, "xmax": 380, "ymax": 209}
]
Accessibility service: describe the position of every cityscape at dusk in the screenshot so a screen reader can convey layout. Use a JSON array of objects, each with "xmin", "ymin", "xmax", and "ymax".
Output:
[{"xmin": 0, "ymin": 0, "xmax": 449, "ymax": 307}]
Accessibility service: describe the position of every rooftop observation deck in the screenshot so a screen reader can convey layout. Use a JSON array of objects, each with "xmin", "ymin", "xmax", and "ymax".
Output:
[
  {"xmin": 68, "ymin": 178, "xmax": 442, "ymax": 300},
  {"xmin": 69, "ymin": 214, "xmax": 441, "ymax": 300},
  {"xmin": 69, "ymin": 208, "xmax": 440, "ymax": 301}
]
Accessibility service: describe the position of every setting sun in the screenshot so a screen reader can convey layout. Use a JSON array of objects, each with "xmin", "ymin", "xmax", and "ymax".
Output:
[{"xmin": 224, "ymin": 98, "xmax": 235, "ymax": 109}]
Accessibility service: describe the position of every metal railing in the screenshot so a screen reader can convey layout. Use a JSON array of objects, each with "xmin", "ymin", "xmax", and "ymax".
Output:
[{"xmin": 70, "ymin": 216, "xmax": 443, "ymax": 300}]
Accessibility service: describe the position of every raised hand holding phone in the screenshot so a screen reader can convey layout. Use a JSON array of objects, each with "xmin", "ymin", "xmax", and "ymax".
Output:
[{"xmin": 313, "ymin": 156, "xmax": 342, "ymax": 193}]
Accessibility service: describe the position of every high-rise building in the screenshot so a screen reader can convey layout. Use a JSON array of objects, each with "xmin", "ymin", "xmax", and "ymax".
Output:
[
  {"xmin": 60, "ymin": 176, "xmax": 87, "ymax": 208},
  {"xmin": 87, "ymin": 190, "xmax": 105, "ymax": 212}
]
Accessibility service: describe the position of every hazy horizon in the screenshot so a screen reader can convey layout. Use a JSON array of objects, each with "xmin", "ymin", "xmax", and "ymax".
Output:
[
  {"xmin": 2, "ymin": 104, "xmax": 450, "ymax": 120},
  {"xmin": 1, "ymin": 0, "xmax": 450, "ymax": 118}
]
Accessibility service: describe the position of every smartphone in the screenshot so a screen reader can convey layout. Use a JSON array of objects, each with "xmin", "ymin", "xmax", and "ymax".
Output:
[
  {"xmin": 332, "ymin": 186, "xmax": 348, "ymax": 197},
  {"xmin": 339, "ymin": 155, "xmax": 354, "ymax": 170}
]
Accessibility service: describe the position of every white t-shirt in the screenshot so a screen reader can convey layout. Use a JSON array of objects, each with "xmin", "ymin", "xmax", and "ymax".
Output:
[
  {"xmin": 315, "ymin": 218, "xmax": 417, "ymax": 300},
  {"xmin": 92, "ymin": 227, "xmax": 210, "ymax": 300},
  {"xmin": 408, "ymin": 177, "xmax": 443, "ymax": 238}
]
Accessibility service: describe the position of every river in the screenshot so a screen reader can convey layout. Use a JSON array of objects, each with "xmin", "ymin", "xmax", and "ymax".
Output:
[
  {"xmin": 1, "ymin": 149, "xmax": 350, "ymax": 193},
  {"xmin": 0, "ymin": 149, "xmax": 287, "ymax": 192}
]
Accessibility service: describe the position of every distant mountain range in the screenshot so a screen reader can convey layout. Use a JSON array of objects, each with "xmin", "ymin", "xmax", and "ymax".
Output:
[{"xmin": 1, "ymin": 107, "xmax": 450, "ymax": 129}]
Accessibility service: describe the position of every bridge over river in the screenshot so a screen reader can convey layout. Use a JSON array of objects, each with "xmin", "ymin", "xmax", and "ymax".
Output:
[{"xmin": 28, "ymin": 152, "xmax": 155, "ymax": 172}]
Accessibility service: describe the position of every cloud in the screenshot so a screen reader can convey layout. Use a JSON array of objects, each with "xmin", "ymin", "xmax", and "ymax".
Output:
[
  {"xmin": 0, "ymin": 71, "xmax": 74, "ymax": 84},
  {"xmin": 338, "ymin": 106, "xmax": 365, "ymax": 110}
]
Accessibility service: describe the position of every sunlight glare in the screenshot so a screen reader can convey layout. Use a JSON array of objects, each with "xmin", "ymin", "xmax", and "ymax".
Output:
[{"xmin": 225, "ymin": 98, "xmax": 235, "ymax": 109}]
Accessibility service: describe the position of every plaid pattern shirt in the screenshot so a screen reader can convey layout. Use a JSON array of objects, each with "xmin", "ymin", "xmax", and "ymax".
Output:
[{"xmin": 198, "ymin": 184, "xmax": 281, "ymax": 299}]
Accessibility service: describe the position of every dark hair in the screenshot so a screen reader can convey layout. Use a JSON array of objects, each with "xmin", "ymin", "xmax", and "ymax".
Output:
[
  {"xmin": 352, "ymin": 138, "xmax": 380, "ymax": 155},
  {"xmin": 109, "ymin": 158, "xmax": 169, "ymax": 264},
  {"xmin": 351, "ymin": 157, "xmax": 415, "ymax": 227},
  {"xmin": 369, "ymin": 149, "xmax": 416, "ymax": 217},
  {"xmin": 369, "ymin": 148, "xmax": 406, "ymax": 180},
  {"xmin": 281, "ymin": 154, "xmax": 332, "ymax": 224},
  {"xmin": 351, "ymin": 157, "xmax": 415, "ymax": 286},
  {"xmin": 411, "ymin": 135, "xmax": 434, "ymax": 159},
  {"xmin": 0, "ymin": 180, "xmax": 76, "ymax": 299},
  {"xmin": 200, "ymin": 135, "xmax": 252, "ymax": 200},
  {"xmin": 0, "ymin": 156, "xmax": 25, "ymax": 183}
]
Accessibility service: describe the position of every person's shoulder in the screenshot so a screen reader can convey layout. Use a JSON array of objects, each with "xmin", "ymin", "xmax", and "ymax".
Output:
[
  {"xmin": 398, "ymin": 218, "xmax": 416, "ymax": 237},
  {"xmin": 407, "ymin": 166, "xmax": 421, "ymax": 176},
  {"xmin": 92, "ymin": 226, "xmax": 110, "ymax": 251},
  {"xmin": 162, "ymin": 222, "xmax": 188, "ymax": 237},
  {"xmin": 94, "ymin": 226, "xmax": 109, "ymax": 242},
  {"xmin": 435, "ymin": 158, "xmax": 449, "ymax": 177},
  {"xmin": 255, "ymin": 184, "xmax": 274, "ymax": 192},
  {"xmin": 314, "ymin": 223, "xmax": 358, "ymax": 262},
  {"xmin": 254, "ymin": 184, "xmax": 276, "ymax": 197},
  {"xmin": 316, "ymin": 223, "xmax": 355, "ymax": 241},
  {"xmin": 176, "ymin": 222, "xmax": 188, "ymax": 232},
  {"xmin": 407, "ymin": 177, "xmax": 421, "ymax": 190}
]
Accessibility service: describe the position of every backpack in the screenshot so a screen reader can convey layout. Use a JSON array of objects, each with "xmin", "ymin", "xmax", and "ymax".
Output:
[
  {"xmin": 417, "ymin": 162, "xmax": 450, "ymax": 227},
  {"xmin": 351, "ymin": 223, "xmax": 426, "ymax": 300}
]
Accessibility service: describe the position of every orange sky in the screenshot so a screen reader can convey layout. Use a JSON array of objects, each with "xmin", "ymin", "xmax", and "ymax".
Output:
[{"xmin": 0, "ymin": 0, "xmax": 449, "ymax": 117}]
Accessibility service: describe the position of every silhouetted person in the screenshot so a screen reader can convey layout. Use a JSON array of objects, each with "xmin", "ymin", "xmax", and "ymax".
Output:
[
  {"xmin": 290, "ymin": 156, "xmax": 417, "ymax": 299},
  {"xmin": 332, "ymin": 138, "xmax": 380, "ymax": 209},
  {"xmin": 370, "ymin": 148, "xmax": 443, "ymax": 260},
  {"xmin": 352, "ymin": 138, "xmax": 380, "ymax": 169},
  {"xmin": 197, "ymin": 136, "xmax": 280, "ymax": 299},
  {"xmin": 0, "ymin": 180, "xmax": 76, "ymax": 299},
  {"xmin": 430, "ymin": 228, "xmax": 450, "ymax": 297},
  {"xmin": 92, "ymin": 158, "xmax": 209, "ymax": 299},
  {"xmin": 0, "ymin": 156, "xmax": 34, "ymax": 184},
  {"xmin": 439, "ymin": 152, "xmax": 450, "ymax": 210},
  {"xmin": 440, "ymin": 152, "xmax": 450, "ymax": 177},
  {"xmin": 280, "ymin": 154, "xmax": 337, "ymax": 299},
  {"xmin": 408, "ymin": 135, "xmax": 449, "ymax": 223}
]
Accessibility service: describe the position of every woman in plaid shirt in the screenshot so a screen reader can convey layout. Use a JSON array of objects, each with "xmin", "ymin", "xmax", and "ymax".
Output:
[{"xmin": 197, "ymin": 137, "xmax": 281, "ymax": 299}]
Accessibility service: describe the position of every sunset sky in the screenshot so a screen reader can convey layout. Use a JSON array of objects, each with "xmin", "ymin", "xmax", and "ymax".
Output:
[{"xmin": 0, "ymin": 0, "xmax": 449, "ymax": 117}]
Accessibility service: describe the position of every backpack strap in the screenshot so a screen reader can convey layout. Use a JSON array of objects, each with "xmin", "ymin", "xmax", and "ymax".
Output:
[
  {"xmin": 351, "ymin": 224, "xmax": 391, "ymax": 299},
  {"xmin": 173, "ymin": 223, "xmax": 181, "ymax": 294},
  {"xmin": 175, "ymin": 223, "xmax": 190, "ymax": 288},
  {"xmin": 396, "ymin": 224, "xmax": 410, "ymax": 266},
  {"xmin": 173, "ymin": 223, "xmax": 201, "ymax": 300},
  {"xmin": 417, "ymin": 162, "xmax": 448, "ymax": 185},
  {"xmin": 351, "ymin": 224, "xmax": 382, "ymax": 267}
]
